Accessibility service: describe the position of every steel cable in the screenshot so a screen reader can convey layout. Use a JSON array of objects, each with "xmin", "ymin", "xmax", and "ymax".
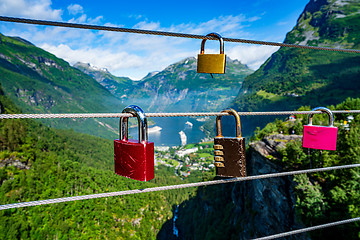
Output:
[
  {"xmin": 1, "ymin": 16, "xmax": 360, "ymax": 53},
  {"xmin": 253, "ymin": 217, "xmax": 360, "ymax": 240},
  {"xmin": 1, "ymin": 110, "xmax": 360, "ymax": 119},
  {"xmin": 0, "ymin": 163, "xmax": 359, "ymax": 210}
]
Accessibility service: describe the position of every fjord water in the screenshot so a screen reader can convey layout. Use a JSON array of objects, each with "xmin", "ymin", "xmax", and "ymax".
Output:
[{"xmin": 128, "ymin": 117, "xmax": 208, "ymax": 146}]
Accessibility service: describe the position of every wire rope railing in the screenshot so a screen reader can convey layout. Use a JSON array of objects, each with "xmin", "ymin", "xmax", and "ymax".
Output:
[
  {"xmin": 1, "ymin": 110, "xmax": 359, "ymax": 119},
  {"xmin": 1, "ymin": 163, "xmax": 359, "ymax": 210},
  {"xmin": 253, "ymin": 217, "xmax": 360, "ymax": 240},
  {"xmin": 1, "ymin": 16, "xmax": 360, "ymax": 54}
]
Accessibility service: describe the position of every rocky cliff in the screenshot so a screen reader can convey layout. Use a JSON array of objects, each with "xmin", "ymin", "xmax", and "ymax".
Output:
[
  {"xmin": 158, "ymin": 134, "xmax": 308, "ymax": 239},
  {"xmin": 238, "ymin": 134, "xmax": 306, "ymax": 239}
]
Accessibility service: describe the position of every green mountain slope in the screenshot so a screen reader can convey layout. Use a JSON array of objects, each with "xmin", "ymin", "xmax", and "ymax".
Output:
[
  {"xmin": 134, "ymin": 57, "xmax": 252, "ymax": 93},
  {"xmin": 231, "ymin": 0, "xmax": 360, "ymax": 136},
  {"xmin": 0, "ymin": 84, "xmax": 199, "ymax": 239},
  {"xmin": 131, "ymin": 57, "xmax": 253, "ymax": 112},
  {"xmin": 0, "ymin": 33, "xmax": 123, "ymax": 139}
]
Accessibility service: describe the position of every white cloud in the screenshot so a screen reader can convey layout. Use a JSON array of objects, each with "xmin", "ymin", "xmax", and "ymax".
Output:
[
  {"xmin": 41, "ymin": 43, "xmax": 144, "ymax": 69},
  {"xmin": 227, "ymin": 44, "xmax": 279, "ymax": 70},
  {"xmin": 166, "ymin": 14, "xmax": 257, "ymax": 38},
  {"xmin": 0, "ymin": 0, "xmax": 62, "ymax": 20},
  {"xmin": 277, "ymin": 21, "xmax": 289, "ymax": 26},
  {"xmin": 89, "ymin": 16, "xmax": 103, "ymax": 24},
  {"xmin": 133, "ymin": 21, "xmax": 161, "ymax": 30},
  {"xmin": 248, "ymin": 16, "xmax": 261, "ymax": 22},
  {"xmin": 67, "ymin": 4, "xmax": 83, "ymax": 15},
  {"xmin": 128, "ymin": 14, "xmax": 143, "ymax": 20},
  {"xmin": 40, "ymin": 42, "xmax": 197, "ymax": 80},
  {"xmin": 68, "ymin": 14, "xmax": 87, "ymax": 23}
]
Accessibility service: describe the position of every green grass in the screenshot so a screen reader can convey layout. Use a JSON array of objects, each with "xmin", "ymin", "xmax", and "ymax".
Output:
[{"xmin": 256, "ymin": 90, "xmax": 284, "ymax": 101}]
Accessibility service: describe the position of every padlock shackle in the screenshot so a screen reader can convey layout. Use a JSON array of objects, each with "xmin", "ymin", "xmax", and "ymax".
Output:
[
  {"xmin": 120, "ymin": 105, "xmax": 148, "ymax": 143},
  {"xmin": 200, "ymin": 32, "xmax": 224, "ymax": 54},
  {"xmin": 307, "ymin": 107, "xmax": 334, "ymax": 127},
  {"xmin": 216, "ymin": 108, "xmax": 242, "ymax": 138}
]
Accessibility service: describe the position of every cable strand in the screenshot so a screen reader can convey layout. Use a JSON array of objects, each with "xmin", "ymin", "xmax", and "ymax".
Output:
[
  {"xmin": 1, "ymin": 163, "xmax": 359, "ymax": 210},
  {"xmin": 1, "ymin": 16, "xmax": 360, "ymax": 53},
  {"xmin": 252, "ymin": 217, "xmax": 360, "ymax": 240},
  {"xmin": 1, "ymin": 110, "xmax": 359, "ymax": 119}
]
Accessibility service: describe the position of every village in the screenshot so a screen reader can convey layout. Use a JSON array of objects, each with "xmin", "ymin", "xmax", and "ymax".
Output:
[{"xmin": 154, "ymin": 141, "xmax": 216, "ymax": 178}]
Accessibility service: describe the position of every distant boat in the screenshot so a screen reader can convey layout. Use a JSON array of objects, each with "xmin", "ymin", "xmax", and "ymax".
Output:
[
  {"xmin": 148, "ymin": 126, "xmax": 162, "ymax": 134},
  {"xmin": 185, "ymin": 121, "xmax": 193, "ymax": 127},
  {"xmin": 196, "ymin": 117, "xmax": 209, "ymax": 122},
  {"xmin": 179, "ymin": 131, "xmax": 187, "ymax": 146}
]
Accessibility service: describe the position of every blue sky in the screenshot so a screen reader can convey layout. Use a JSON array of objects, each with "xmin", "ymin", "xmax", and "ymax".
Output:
[{"xmin": 0, "ymin": 0, "xmax": 309, "ymax": 79}]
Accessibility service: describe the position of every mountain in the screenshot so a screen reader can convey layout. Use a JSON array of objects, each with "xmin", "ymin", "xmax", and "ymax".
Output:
[
  {"xmin": 0, "ymin": 33, "xmax": 122, "ymax": 139},
  {"xmin": 130, "ymin": 57, "xmax": 253, "ymax": 112},
  {"xmin": 231, "ymin": 0, "xmax": 360, "ymax": 136},
  {"xmin": 73, "ymin": 62, "xmax": 135, "ymax": 97},
  {"xmin": 76, "ymin": 57, "xmax": 254, "ymax": 113}
]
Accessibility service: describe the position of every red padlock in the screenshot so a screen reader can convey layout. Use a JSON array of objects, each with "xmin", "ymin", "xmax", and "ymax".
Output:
[
  {"xmin": 114, "ymin": 105, "xmax": 154, "ymax": 181},
  {"xmin": 303, "ymin": 107, "xmax": 338, "ymax": 151}
]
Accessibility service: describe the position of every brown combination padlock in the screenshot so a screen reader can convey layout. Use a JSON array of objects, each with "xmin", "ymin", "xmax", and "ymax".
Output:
[{"xmin": 214, "ymin": 109, "xmax": 246, "ymax": 177}]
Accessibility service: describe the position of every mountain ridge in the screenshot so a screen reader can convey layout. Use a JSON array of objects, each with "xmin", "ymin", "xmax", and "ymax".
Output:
[
  {"xmin": 73, "ymin": 62, "xmax": 135, "ymax": 97},
  {"xmin": 76, "ymin": 56, "xmax": 254, "ymax": 113}
]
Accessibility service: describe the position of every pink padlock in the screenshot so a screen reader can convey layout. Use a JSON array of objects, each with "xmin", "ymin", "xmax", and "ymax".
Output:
[{"xmin": 303, "ymin": 107, "xmax": 338, "ymax": 151}]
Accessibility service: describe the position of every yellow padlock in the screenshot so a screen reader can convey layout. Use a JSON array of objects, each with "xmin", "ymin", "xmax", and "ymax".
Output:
[{"xmin": 197, "ymin": 33, "xmax": 226, "ymax": 74}]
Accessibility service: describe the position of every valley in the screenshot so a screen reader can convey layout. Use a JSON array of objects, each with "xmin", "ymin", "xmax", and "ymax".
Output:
[
  {"xmin": 1, "ymin": 0, "xmax": 360, "ymax": 239},
  {"xmin": 75, "ymin": 56, "xmax": 253, "ymax": 113}
]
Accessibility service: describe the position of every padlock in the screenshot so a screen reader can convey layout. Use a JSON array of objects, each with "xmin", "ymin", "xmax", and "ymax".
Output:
[
  {"xmin": 114, "ymin": 105, "xmax": 154, "ymax": 181},
  {"xmin": 214, "ymin": 109, "xmax": 246, "ymax": 177},
  {"xmin": 197, "ymin": 32, "xmax": 226, "ymax": 74},
  {"xmin": 303, "ymin": 107, "xmax": 338, "ymax": 151}
]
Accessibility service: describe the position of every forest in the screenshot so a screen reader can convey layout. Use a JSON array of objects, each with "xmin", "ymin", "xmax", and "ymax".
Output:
[{"xmin": 0, "ymin": 84, "xmax": 211, "ymax": 239}]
